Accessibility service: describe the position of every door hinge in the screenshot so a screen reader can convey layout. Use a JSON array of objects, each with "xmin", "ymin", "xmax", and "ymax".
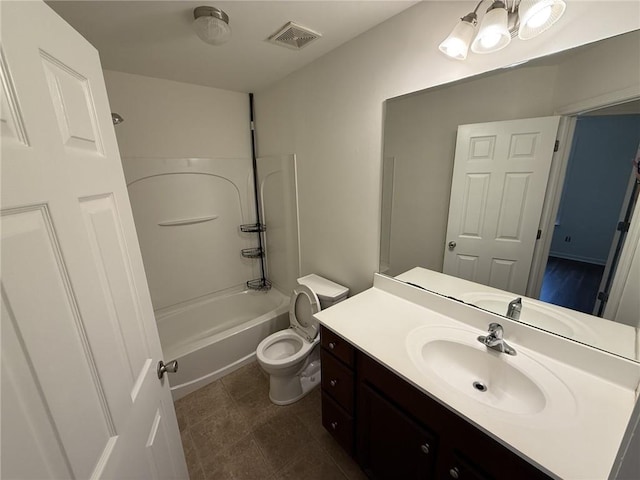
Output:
[
  {"xmin": 536, "ymin": 229, "xmax": 542, "ymax": 240},
  {"xmin": 617, "ymin": 221, "xmax": 630, "ymax": 233},
  {"xmin": 597, "ymin": 291, "xmax": 609, "ymax": 302},
  {"xmin": 554, "ymin": 140, "xmax": 560, "ymax": 152},
  {"xmin": 250, "ymin": 121, "xmax": 256, "ymax": 131}
]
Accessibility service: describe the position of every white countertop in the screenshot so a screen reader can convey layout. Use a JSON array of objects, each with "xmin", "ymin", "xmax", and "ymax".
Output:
[{"xmin": 315, "ymin": 273, "xmax": 640, "ymax": 480}]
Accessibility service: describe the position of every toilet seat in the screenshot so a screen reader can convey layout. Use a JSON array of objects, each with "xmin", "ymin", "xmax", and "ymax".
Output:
[
  {"xmin": 289, "ymin": 284, "xmax": 321, "ymax": 342},
  {"xmin": 256, "ymin": 329, "xmax": 316, "ymax": 367}
]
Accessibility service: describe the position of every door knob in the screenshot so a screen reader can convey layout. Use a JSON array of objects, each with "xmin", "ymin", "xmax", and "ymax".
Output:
[
  {"xmin": 448, "ymin": 241, "xmax": 457, "ymax": 250},
  {"xmin": 157, "ymin": 359, "xmax": 179, "ymax": 379}
]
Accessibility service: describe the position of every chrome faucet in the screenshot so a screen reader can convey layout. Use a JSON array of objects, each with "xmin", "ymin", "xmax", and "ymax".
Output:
[
  {"xmin": 478, "ymin": 323, "xmax": 516, "ymax": 356},
  {"xmin": 506, "ymin": 297, "xmax": 522, "ymax": 321}
]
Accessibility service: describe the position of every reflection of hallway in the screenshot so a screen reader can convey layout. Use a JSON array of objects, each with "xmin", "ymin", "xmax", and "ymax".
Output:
[{"xmin": 540, "ymin": 257, "xmax": 604, "ymax": 314}]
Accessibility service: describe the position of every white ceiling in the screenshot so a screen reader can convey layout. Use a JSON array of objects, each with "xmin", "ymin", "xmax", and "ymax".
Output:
[{"xmin": 46, "ymin": 0, "xmax": 417, "ymax": 93}]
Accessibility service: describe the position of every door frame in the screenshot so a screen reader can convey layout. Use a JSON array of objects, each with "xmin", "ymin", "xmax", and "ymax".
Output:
[
  {"xmin": 593, "ymin": 158, "xmax": 639, "ymax": 316},
  {"xmin": 527, "ymin": 85, "xmax": 640, "ymax": 314}
]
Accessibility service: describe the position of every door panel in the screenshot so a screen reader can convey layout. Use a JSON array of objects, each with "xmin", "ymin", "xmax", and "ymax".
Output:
[
  {"xmin": 460, "ymin": 174, "xmax": 490, "ymax": 237},
  {"xmin": 1, "ymin": 295, "xmax": 74, "ymax": 480},
  {"xmin": 495, "ymin": 173, "xmax": 530, "ymax": 240},
  {"xmin": 1, "ymin": 206, "xmax": 114, "ymax": 478},
  {"xmin": 0, "ymin": 2, "xmax": 187, "ymax": 478},
  {"xmin": 444, "ymin": 117, "xmax": 560, "ymax": 294},
  {"xmin": 488, "ymin": 258, "xmax": 516, "ymax": 291}
]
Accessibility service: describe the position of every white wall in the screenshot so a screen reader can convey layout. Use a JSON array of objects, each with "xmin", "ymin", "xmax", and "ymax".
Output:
[
  {"xmin": 553, "ymin": 30, "xmax": 640, "ymax": 110},
  {"xmin": 103, "ymin": 70, "xmax": 251, "ymax": 159},
  {"xmin": 254, "ymin": 1, "xmax": 640, "ymax": 295}
]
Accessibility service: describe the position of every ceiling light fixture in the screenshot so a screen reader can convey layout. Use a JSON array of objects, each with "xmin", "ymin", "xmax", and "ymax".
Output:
[
  {"xmin": 193, "ymin": 6, "xmax": 231, "ymax": 46},
  {"xmin": 439, "ymin": 0, "xmax": 566, "ymax": 60}
]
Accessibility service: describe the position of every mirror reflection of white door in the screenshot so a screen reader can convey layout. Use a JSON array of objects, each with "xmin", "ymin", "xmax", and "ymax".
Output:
[
  {"xmin": 1, "ymin": 2, "xmax": 188, "ymax": 478},
  {"xmin": 443, "ymin": 117, "xmax": 560, "ymax": 294}
]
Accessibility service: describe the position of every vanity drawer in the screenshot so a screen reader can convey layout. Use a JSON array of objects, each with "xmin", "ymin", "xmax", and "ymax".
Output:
[
  {"xmin": 322, "ymin": 391, "xmax": 354, "ymax": 456},
  {"xmin": 320, "ymin": 325, "xmax": 355, "ymax": 367},
  {"xmin": 321, "ymin": 349, "xmax": 354, "ymax": 413}
]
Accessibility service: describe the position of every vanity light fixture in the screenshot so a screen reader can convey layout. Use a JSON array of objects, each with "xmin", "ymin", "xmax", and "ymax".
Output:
[
  {"xmin": 193, "ymin": 6, "xmax": 231, "ymax": 45},
  {"xmin": 439, "ymin": 0, "xmax": 566, "ymax": 60}
]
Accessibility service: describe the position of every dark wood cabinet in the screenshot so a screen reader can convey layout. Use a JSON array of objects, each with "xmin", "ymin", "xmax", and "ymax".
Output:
[
  {"xmin": 319, "ymin": 327, "xmax": 356, "ymax": 456},
  {"xmin": 320, "ymin": 326, "xmax": 355, "ymax": 367},
  {"xmin": 321, "ymin": 391, "xmax": 354, "ymax": 454},
  {"xmin": 319, "ymin": 325, "xmax": 552, "ymax": 480},
  {"xmin": 320, "ymin": 349, "xmax": 354, "ymax": 412},
  {"xmin": 359, "ymin": 384, "xmax": 437, "ymax": 479}
]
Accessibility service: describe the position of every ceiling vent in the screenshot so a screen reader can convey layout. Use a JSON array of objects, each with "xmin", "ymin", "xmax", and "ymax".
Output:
[{"xmin": 267, "ymin": 22, "xmax": 321, "ymax": 50}]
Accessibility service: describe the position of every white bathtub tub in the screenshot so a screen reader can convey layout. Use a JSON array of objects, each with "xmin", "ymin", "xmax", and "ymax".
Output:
[{"xmin": 156, "ymin": 287, "xmax": 289, "ymax": 400}]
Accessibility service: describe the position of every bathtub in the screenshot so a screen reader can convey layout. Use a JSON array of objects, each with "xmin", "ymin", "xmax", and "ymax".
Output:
[{"xmin": 156, "ymin": 286, "xmax": 290, "ymax": 400}]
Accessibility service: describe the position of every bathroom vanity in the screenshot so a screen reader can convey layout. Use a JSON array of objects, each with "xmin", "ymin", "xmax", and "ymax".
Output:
[
  {"xmin": 316, "ymin": 272, "xmax": 640, "ymax": 479},
  {"xmin": 321, "ymin": 325, "xmax": 549, "ymax": 479}
]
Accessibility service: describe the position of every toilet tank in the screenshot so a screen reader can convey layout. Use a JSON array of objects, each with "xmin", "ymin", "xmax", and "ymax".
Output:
[{"xmin": 297, "ymin": 274, "xmax": 349, "ymax": 309}]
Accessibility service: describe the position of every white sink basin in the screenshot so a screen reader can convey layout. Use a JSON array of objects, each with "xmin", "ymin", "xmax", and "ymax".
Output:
[
  {"xmin": 459, "ymin": 292, "xmax": 594, "ymax": 341},
  {"xmin": 406, "ymin": 325, "xmax": 576, "ymax": 424},
  {"xmin": 421, "ymin": 339, "xmax": 545, "ymax": 414}
]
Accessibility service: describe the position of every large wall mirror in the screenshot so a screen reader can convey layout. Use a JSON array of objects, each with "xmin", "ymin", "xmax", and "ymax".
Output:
[{"xmin": 380, "ymin": 30, "xmax": 640, "ymax": 362}]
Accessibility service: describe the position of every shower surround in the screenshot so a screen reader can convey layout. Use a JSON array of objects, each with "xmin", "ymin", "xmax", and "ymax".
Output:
[{"xmin": 124, "ymin": 157, "xmax": 275, "ymax": 398}]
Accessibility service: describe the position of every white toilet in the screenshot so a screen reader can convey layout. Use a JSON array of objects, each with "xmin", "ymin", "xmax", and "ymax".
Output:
[{"xmin": 256, "ymin": 274, "xmax": 349, "ymax": 405}]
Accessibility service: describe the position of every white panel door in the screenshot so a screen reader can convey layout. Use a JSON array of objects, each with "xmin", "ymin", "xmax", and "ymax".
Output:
[
  {"xmin": 0, "ymin": 2, "xmax": 188, "ymax": 479},
  {"xmin": 443, "ymin": 117, "xmax": 560, "ymax": 294}
]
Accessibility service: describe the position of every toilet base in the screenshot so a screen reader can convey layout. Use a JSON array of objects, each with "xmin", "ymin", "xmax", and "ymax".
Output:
[{"xmin": 267, "ymin": 351, "xmax": 321, "ymax": 405}]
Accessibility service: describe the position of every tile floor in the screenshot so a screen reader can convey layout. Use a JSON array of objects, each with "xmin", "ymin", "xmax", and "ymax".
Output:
[{"xmin": 175, "ymin": 361, "xmax": 367, "ymax": 480}]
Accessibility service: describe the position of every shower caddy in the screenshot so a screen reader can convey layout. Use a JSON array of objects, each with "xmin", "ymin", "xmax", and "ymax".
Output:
[{"xmin": 242, "ymin": 93, "xmax": 271, "ymax": 291}]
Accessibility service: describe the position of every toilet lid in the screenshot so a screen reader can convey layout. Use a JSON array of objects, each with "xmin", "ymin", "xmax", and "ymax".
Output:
[{"xmin": 289, "ymin": 284, "xmax": 321, "ymax": 342}]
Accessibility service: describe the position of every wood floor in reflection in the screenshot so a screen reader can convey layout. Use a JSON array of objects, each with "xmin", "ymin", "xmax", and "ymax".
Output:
[{"xmin": 539, "ymin": 256, "xmax": 604, "ymax": 314}]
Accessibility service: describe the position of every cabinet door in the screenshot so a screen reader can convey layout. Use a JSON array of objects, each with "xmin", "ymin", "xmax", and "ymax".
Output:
[
  {"xmin": 359, "ymin": 385, "xmax": 437, "ymax": 479},
  {"xmin": 440, "ymin": 451, "xmax": 492, "ymax": 480}
]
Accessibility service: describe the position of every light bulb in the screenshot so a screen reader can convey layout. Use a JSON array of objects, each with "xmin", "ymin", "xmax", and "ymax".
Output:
[
  {"xmin": 518, "ymin": 0, "xmax": 566, "ymax": 40},
  {"xmin": 526, "ymin": 5, "xmax": 552, "ymax": 28},
  {"xmin": 481, "ymin": 31, "xmax": 502, "ymax": 49},
  {"xmin": 442, "ymin": 39, "xmax": 466, "ymax": 59}
]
